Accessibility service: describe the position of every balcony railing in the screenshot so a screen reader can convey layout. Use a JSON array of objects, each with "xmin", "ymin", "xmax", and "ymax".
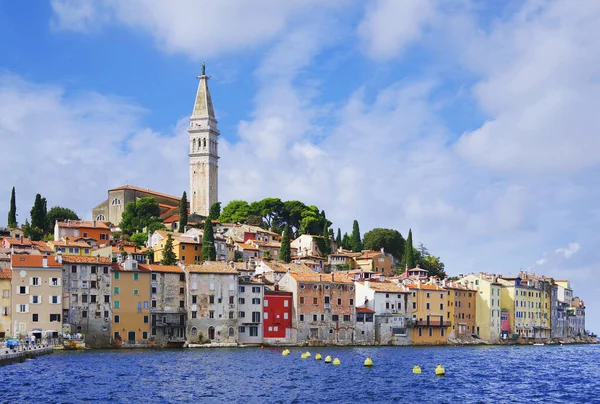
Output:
[{"xmin": 414, "ymin": 320, "xmax": 451, "ymax": 327}]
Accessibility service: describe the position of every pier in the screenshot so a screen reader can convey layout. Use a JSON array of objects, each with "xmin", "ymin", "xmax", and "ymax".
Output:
[{"xmin": 0, "ymin": 344, "xmax": 54, "ymax": 366}]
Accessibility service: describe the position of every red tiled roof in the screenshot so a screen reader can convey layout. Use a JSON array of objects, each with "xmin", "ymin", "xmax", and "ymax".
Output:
[
  {"xmin": 356, "ymin": 307, "xmax": 375, "ymax": 313},
  {"xmin": 56, "ymin": 220, "xmax": 110, "ymax": 230},
  {"xmin": 289, "ymin": 272, "xmax": 353, "ymax": 284},
  {"xmin": 62, "ymin": 256, "xmax": 112, "ymax": 264},
  {"xmin": 140, "ymin": 264, "xmax": 183, "ymax": 273},
  {"xmin": 187, "ymin": 262, "xmax": 238, "ymax": 274},
  {"xmin": 11, "ymin": 255, "xmax": 62, "ymax": 268},
  {"xmin": 0, "ymin": 268, "xmax": 12, "ymax": 279}
]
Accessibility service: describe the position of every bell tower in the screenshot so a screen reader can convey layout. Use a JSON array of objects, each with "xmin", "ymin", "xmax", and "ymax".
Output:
[{"xmin": 188, "ymin": 63, "xmax": 219, "ymax": 216}]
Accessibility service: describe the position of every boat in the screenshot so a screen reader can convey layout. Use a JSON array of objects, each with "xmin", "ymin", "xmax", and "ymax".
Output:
[
  {"xmin": 533, "ymin": 343, "xmax": 545, "ymax": 346},
  {"xmin": 63, "ymin": 339, "xmax": 86, "ymax": 350}
]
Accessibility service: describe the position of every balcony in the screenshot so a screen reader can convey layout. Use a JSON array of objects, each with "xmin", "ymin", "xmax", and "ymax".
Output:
[{"xmin": 414, "ymin": 320, "xmax": 451, "ymax": 327}]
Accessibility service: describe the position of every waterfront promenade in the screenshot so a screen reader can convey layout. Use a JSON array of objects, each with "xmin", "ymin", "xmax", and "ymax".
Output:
[{"xmin": 0, "ymin": 343, "xmax": 53, "ymax": 366}]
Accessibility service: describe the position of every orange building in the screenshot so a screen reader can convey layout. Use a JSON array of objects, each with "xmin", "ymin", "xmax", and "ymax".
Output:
[
  {"xmin": 407, "ymin": 282, "xmax": 451, "ymax": 344},
  {"xmin": 111, "ymin": 257, "xmax": 151, "ymax": 345},
  {"xmin": 153, "ymin": 233, "xmax": 202, "ymax": 265},
  {"xmin": 446, "ymin": 281, "xmax": 477, "ymax": 337},
  {"xmin": 354, "ymin": 250, "xmax": 394, "ymax": 277},
  {"xmin": 54, "ymin": 220, "xmax": 110, "ymax": 246}
]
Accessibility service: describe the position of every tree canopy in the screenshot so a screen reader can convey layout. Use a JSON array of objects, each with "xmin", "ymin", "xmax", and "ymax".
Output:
[
  {"xmin": 363, "ymin": 228, "xmax": 405, "ymax": 259},
  {"xmin": 46, "ymin": 206, "xmax": 80, "ymax": 231},
  {"xmin": 415, "ymin": 243, "xmax": 447, "ymax": 279},
  {"xmin": 280, "ymin": 225, "xmax": 291, "ymax": 263},
  {"xmin": 218, "ymin": 198, "xmax": 329, "ymax": 237},
  {"xmin": 201, "ymin": 219, "xmax": 217, "ymax": 261},
  {"xmin": 7, "ymin": 186, "xmax": 16, "ymax": 228},
  {"xmin": 208, "ymin": 202, "xmax": 221, "ymax": 221},
  {"xmin": 119, "ymin": 197, "xmax": 162, "ymax": 235},
  {"xmin": 350, "ymin": 220, "xmax": 363, "ymax": 252},
  {"xmin": 403, "ymin": 229, "xmax": 416, "ymax": 269},
  {"xmin": 129, "ymin": 232, "xmax": 148, "ymax": 248}
]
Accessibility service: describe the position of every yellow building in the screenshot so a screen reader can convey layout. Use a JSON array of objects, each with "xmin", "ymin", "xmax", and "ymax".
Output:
[
  {"xmin": 111, "ymin": 257, "xmax": 151, "ymax": 344},
  {"xmin": 498, "ymin": 277, "xmax": 543, "ymax": 339},
  {"xmin": 0, "ymin": 267, "xmax": 11, "ymax": 339},
  {"xmin": 518, "ymin": 274, "xmax": 552, "ymax": 339},
  {"xmin": 460, "ymin": 273, "xmax": 502, "ymax": 342},
  {"xmin": 153, "ymin": 232, "xmax": 201, "ymax": 265},
  {"xmin": 47, "ymin": 239, "xmax": 92, "ymax": 256},
  {"xmin": 446, "ymin": 281, "xmax": 477, "ymax": 337},
  {"xmin": 407, "ymin": 282, "xmax": 450, "ymax": 344}
]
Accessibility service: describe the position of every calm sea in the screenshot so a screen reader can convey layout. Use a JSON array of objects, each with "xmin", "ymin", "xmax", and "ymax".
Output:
[{"xmin": 1, "ymin": 345, "xmax": 599, "ymax": 403}]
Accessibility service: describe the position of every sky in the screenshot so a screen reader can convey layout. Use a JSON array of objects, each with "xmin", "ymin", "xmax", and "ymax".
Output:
[{"xmin": 1, "ymin": 0, "xmax": 599, "ymax": 331}]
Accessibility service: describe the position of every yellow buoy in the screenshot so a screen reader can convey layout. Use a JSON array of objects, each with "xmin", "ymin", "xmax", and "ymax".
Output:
[
  {"xmin": 324, "ymin": 355, "xmax": 332, "ymax": 363},
  {"xmin": 333, "ymin": 358, "xmax": 341, "ymax": 366},
  {"xmin": 315, "ymin": 353, "xmax": 322, "ymax": 360},
  {"xmin": 412, "ymin": 365, "xmax": 421, "ymax": 374},
  {"xmin": 301, "ymin": 353, "xmax": 307, "ymax": 359},
  {"xmin": 435, "ymin": 364, "xmax": 445, "ymax": 376},
  {"xmin": 282, "ymin": 350, "xmax": 289, "ymax": 356},
  {"xmin": 305, "ymin": 351, "xmax": 311, "ymax": 357},
  {"xmin": 364, "ymin": 357, "xmax": 373, "ymax": 367}
]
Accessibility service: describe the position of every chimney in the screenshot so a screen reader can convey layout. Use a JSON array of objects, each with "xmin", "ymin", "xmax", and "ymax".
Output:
[
  {"xmin": 380, "ymin": 247, "xmax": 384, "ymax": 254},
  {"xmin": 274, "ymin": 284, "xmax": 280, "ymax": 291},
  {"xmin": 96, "ymin": 254, "xmax": 100, "ymax": 263},
  {"xmin": 42, "ymin": 256, "xmax": 48, "ymax": 268},
  {"xmin": 19, "ymin": 235, "xmax": 23, "ymax": 244},
  {"xmin": 365, "ymin": 280, "xmax": 370, "ymax": 289},
  {"xmin": 56, "ymin": 252, "xmax": 63, "ymax": 264}
]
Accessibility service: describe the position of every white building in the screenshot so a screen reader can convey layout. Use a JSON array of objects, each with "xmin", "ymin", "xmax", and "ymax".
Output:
[{"xmin": 236, "ymin": 278, "xmax": 264, "ymax": 344}]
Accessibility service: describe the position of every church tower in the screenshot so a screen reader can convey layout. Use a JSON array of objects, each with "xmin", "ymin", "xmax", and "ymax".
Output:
[{"xmin": 188, "ymin": 63, "xmax": 219, "ymax": 216}]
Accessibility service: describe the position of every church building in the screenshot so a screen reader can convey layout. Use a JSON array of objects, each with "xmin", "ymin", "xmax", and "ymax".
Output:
[{"xmin": 92, "ymin": 65, "xmax": 220, "ymax": 225}]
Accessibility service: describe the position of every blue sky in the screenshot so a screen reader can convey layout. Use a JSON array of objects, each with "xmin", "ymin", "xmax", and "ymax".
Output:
[{"xmin": 1, "ymin": 0, "xmax": 599, "ymax": 331}]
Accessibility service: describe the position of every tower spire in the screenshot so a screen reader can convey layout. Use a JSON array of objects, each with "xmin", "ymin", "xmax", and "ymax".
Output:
[{"xmin": 192, "ymin": 62, "xmax": 215, "ymax": 119}]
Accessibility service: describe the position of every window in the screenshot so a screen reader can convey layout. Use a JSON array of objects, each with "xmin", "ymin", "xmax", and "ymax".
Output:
[
  {"xmin": 192, "ymin": 295, "xmax": 198, "ymax": 304},
  {"xmin": 239, "ymin": 286, "xmax": 246, "ymax": 293},
  {"xmin": 31, "ymin": 295, "xmax": 40, "ymax": 304},
  {"xmin": 181, "ymin": 256, "xmax": 186, "ymax": 261},
  {"xmin": 134, "ymin": 289, "xmax": 139, "ymax": 295},
  {"xmin": 114, "ymin": 301, "xmax": 120, "ymax": 309},
  {"xmin": 229, "ymin": 327, "xmax": 234, "ymax": 337},
  {"xmin": 18, "ymin": 304, "xmax": 27, "ymax": 313},
  {"xmin": 82, "ymin": 310, "xmax": 88, "ymax": 318},
  {"xmin": 133, "ymin": 273, "xmax": 139, "ymax": 281},
  {"xmin": 32, "ymin": 313, "xmax": 39, "ymax": 322},
  {"xmin": 252, "ymin": 298, "xmax": 261, "ymax": 305},
  {"xmin": 151, "ymin": 287, "xmax": 157, "ymax": 294},
  {"xmin": 429, "ymin": 328, "xmax": 433, "ymax": 337},
  {"xmin": 180, "ymin": 274, "xmax": 185, "ymax": 282},
  {"xmin": 229, "ymin": 296, "xmax": 235, "ymax": 305},
  {"xmin": 151, "ymin": 300, "xmax": 157, "ymax": 308},
  {"xmin": 90, "ymin": 295, "xmax": 97, "ymax": 303},
  {"xmin": 440, "ymin": 303, "xmax": 444, "ymax": 310},
  {"xmin": 91, "ymin": 281, "xmax": 97, "ymax": 289},
  {"xmin": 229, "ymin": 311, "xmax": 234, "ymax": 319},
  {"xmin": 114, "ymin": 272, "xmax": 120, "ymax": 280},
  {"xmin": 71, "ymin": 265, "xmax": 77, "ymax": 273},
  {"xmin": 284, "ymin": 312, "xmax": 289, "ymax": 320},
  {"xmin": 324, "ymin": 296, "xmax": 330, "ymax": 304},
  {"xmin": 313, "ymin": 314, "xmax": 318, "ymax": 322},
  {"xmin": 111, "ymin": 198, "xmax": 121, "ymax": 206},
  {"xmin": 180, "ymin": 300, "xmax": 185, "ymax": 308},
  {"xmin": 31, "ymin": 277, "xmax": 40, "ymax": 286},
  {"xmin": 114, "ymin": 287, "xmax": 120, "ymax": 295},
  {"xmin": 51, "ymin": 295, "xmax": 59, "ymax": 304},
  {"xmin": 337, "ymin": 298, "xmax": 342, "ymax": 306},
  {"xmin": 209, "ymin": 311, "xmax": 215, "ymax": 319},
  {"xmin": 252, "ymin": 312, "xmax": 261, "ymax": 322},
  {"xmin": 51, "ymin": 278, "xmax": 59, "ymax": 286},
  {"xmin": 344, "ymin": 314, "xmax": 350, "ymax": 322},
  {"xmin": 182, "ymin": 245, "xmax": 186, "ymax": 250},
  {"xmin": 19, "ymin": 286, "xmax": 27, "ymax": 295},
  {"xmin": 426, "ymin": 292, "xmax": 430, "ymax": 298},
  {"xmin": 412, "ymin": 302, "xmax": 416, "ymax": 309},
  {"xmin": 103, "ymin": 266, "xmax": 109, "ymax": 274},
  {"xmin": 49, "ymin": 314, "xmax": 60, "ymax": 322},
  {"xmin": 239, "ymin": 311, "xmax": 245, "ymax": 318},
  {"xmin": 142, "ymin": 332, "xmax": 148, "ymax": 340},
  {"xmin": 96, "ymin": 214, "xmax": 105, "ymax": 221},
  {"xmin": 82, "ymin": 295, "xmax": 88, "ymax": 303},
  {"xmin": 104, "ymin": 295, "xmax": 110, "ymax": 303},
  {"xmin": 91, "ymin": 265, "xmax": 97, "ymax": 274},
  {"xmin": 332, "ymin": 314, "xmax": 339, "ymax": 321},
  {"xmin": 350, "ymin": 299, "xmax": 354, "ymax": 306},
  {"xmin": 284, "ymin": 300, "xmax": 289, "ymax": 307},
  {"xmin": 299, "ymin": 297, "xmax": 305, "ymax": 304},
  {"xmin": 144, "ymin": 316, "xmax": 148, "ymax": 324},
  {"xmin": 426, "ymin": 303, "xmax": 430, "ymax": 310},
  {"xmin": 300, "ymin": 314, "xmax": 305, "ymax": 321},
  {"xmin": 249, "ymin": 326, "xmax": 259, "ymax": 337},
  {"xmin": 252, "ymin": 286, "xmax": 260, "ymax": 293},
  {"xmin": 192, "ymin": 311, "xmax": 197, "ymax": 319},
  {"xmin": 209, "ymin": 295, "xmax": 215, "ymax": 304},
  {"xmin": 239, "ymin": 326, "xmax": 246, "ymax": 333}
]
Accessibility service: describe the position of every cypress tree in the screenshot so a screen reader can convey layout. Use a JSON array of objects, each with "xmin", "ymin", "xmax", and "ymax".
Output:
[
  {"xmin": 321, "ymin": 223, "xmax": 331, "ymax": 256},
  {"xmin": 335, "ymin": 228, "xmax": 342, "ymax": 247},
  {"xmin": 350, "ymin": 220, "xmax": 363, "ymax": 252},
  {"xmin": 201, "ymin": 219, "xmax": 216, "ymax": 261},
  {"xmin": 7, "ymin": 186, "xmax": 17, "ymax": 228},
  {"xmin": 404, "ymin": 228, "xmax": 415, "ymax": 269},
  {"xmin": 161, "ymin": 234, "xmax": 177, "ymax": 265},
  {"xmin": 280, "ymin": 225, "xmax": 291, "ymax": 263},
  {"xmin": 342, "ymin": 232, "xmax": 350, "ymax": 250},
  {"xmin": 30, "ymin": 194, "xmax": 48, "ymax": 238},
  {"xmin": 208, "ymin": 202, "xmax": 221, "ymax": 221},
  {"xmin": 179, "ymin": 191, "xmax": 188, "ymax": 232}
]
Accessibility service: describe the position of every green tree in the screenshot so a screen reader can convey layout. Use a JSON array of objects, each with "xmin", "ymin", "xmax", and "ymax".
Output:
[
  {"xmin": 403, "ymin": 229, "xmax": 416, "ymax": 269},
  {"xmin": 129, "ymin": 232, "xmax": 148, "ymax": 248},
  {"xmin": 249, "ymin": 198, "xmax": 284, "ymax": 229},
  {"xmin": 320, "ymin": 223, "xmax": 331, "ymax": 256},
  {"xmin": 7, "ymin": 186, "xmax": 17, "ymax": 228},
  {"xmin": 161, "ymin": 234, "xmax": 177, "ymax": 265},
  {"xmin": 179, "ymin": 191, "xmax": 188, "ymax": 232},
  {"xmin": 280, "ymin": 225, "xmax": 291, "ymax": 263},
  {"xmin": 29, "ymin": 194, "xmax": 47, "ymax": 239},
  {"xmin": 341, "ymin": 232, "xmax": 351, "ymax": 250},
  {"xmin": 201, "ymin": 219, "xmax": 217, "ymax": 261},
  {"xmin": 335, "ymin": 228, "xmax": 342, "ymax": 248},
  {"xmin": 363, "ymin": 228, "xmax": 405, "ymax": 259},
  {"xmin": 218, "ymin": 200, "xmax": 250, "ymax": 223},
  {"xmin": 208, "ymin": 202, "xmax": 221, "ymax": 221},
  {"xmin": 23, "ymin": 219, "xmax": 42, "ymax": 241},
  {"xmin": 119, "ymin": 197, "xmax": 162, "ymax": 234},
  {"xmin": 419, "ymin": 253, "xmax": 447, "ymax": 279},
  {"xmin": 46, "ymin": 206, "xmax": 80, "ymax": 231},
  {"xmin": 350, "ymin": 220, "xmax": 363, "ymax": 252}
]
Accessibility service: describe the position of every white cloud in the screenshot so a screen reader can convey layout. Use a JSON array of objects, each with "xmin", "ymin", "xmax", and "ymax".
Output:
[
  {"xmin": 50, "ymin": 0, "xmax": 347, "ymax": 58},
  {"xmin": 357, "ymin": 0, "xmax": 436, "ymax": 60},
  {"xmin": 455, "ymin": 0, "xmax": 600, "ymax": 174},
  {"xmin": 556, "ymin": 242, "xmax": 581, "ymax": 259}
]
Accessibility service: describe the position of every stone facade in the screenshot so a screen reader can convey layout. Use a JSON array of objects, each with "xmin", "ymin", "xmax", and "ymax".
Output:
[
  {"xmin": 148, "ymin": 265, "xmax": 187, "ymax": 346},
  {"xmin": 186, "ymin": 262, "xmax": 238, "ymax": 344},
  {"xmin": 61, "ymin": 256, "xmax": 113, "ymax": 348}
]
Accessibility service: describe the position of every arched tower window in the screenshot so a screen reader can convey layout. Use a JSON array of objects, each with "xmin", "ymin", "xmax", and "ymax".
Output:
[
  {"xmin": 96, "ymin": 214, "xmax": 106, "ymax": 221},
  {"xmin": 111, "ymin": 198, "xmax": 121, "ymax": 206},
  {"xmin": 203, "ymin": 138, "xmax": 207, "ymax": 148},
  {"xmin": 193, "ymin": 138, "xmax": 197, "ymax": 151}
]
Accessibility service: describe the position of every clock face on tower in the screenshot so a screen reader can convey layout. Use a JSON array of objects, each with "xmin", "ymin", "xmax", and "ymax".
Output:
[{"xmin": 20, "ymin": 270, "xmax": 26, "ymax": 278}]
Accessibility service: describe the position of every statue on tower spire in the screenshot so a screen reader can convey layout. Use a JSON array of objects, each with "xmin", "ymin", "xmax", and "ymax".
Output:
[{"xmin": 202, "ymin": 62, "xmax": 205, "ymax": 76}]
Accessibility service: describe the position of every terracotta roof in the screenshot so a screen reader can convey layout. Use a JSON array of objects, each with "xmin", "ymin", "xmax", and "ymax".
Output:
[
  {"xmin": 362, "ymin": 281, "xmax": 408, "ymax": 293},
  {"xmin": 109, "ymin": 185, "xmax": 183, "ymax": 202},
  {"xmin": 112, "ymin": 263, "xmax": 151, "ymax": 272},
  {"xmin": 56, "ymin": 220, "xmax": 110, "ymax": 230},
  {"xmin": 356, "ymin": 307, "xmax": 376, "ymax": 313},
  {"xmin": 281, "ymin": 263, "xmax": 314, "ymax": 273},
  {"xmin": 357, "ymin": 251, "xmax": 385, "ymax": 259},
  {"xmin": 31, "ymin": 241, "xmax": 54, "ymax": 252},
  {"xmin": 406, "ymin": 284, "xmax": 446, "ymax": 291},
  {"xmin": 186, "ymin": 262, "xmax": 238, "ymax": 274},
  {"xmin": 62, "ymin": 256, "xmax": 112, "ymax": 264},
  {"xmin": 163, "ymin": 215, "xmax": 180, "ymax": 224},
  {"xmin": 11, "ymin": 255, "xmax": 62, "ymax": 268},
  {"xmin": 50, "ymin": 240, "xmax": 92, "ymax": 248},
  {"xmin": 0, "ymin": 268, "xmax": 12, "ymax": 279},
  {"xmin": 140, "ymin": 264, "xmax": 183, "ymax": 273},
  {"xmin": 236, "ymin": 243, "xmax": 259, "ymax": 251},
  {"xmin": 3, "ymin": 237, "xmax": 33, "ymax": 246},
  {"xmin": 289, "ymin": 272, "xmax": 353, "ymax": 284}
]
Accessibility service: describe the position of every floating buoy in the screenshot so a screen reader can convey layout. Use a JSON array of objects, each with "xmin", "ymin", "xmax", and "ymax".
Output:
[
  {"xmin": 315, "ymin": 353, "xmax": 322, "ymax": 360},
  {"xmin": 282, "ymin": 350, "xmax": 289, "ymax": 356},
  {"xmin": 435, "ymin": 364, "xmax": 445, "ymax": 376},
  {"xmin": 301, "ymin": 353, "xmax": 308, "ymax": 359},
  {"xmin": 364, "ymin": 357, "xmax": 373, "ymax": 367},
  {"xmin": 333, "ymin": 358, "xmax": 341, "ymax": 366},
  {"xmin": 305, "ymin": 351, "xmax": 311, "ymax": 357},
  {"xmin": 324, "ymin": 355, "xmax": 332, "ymax": 363},
  {"xmin": 412, "ymin": 365, "xmax": 421, "ymax": 374}
]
